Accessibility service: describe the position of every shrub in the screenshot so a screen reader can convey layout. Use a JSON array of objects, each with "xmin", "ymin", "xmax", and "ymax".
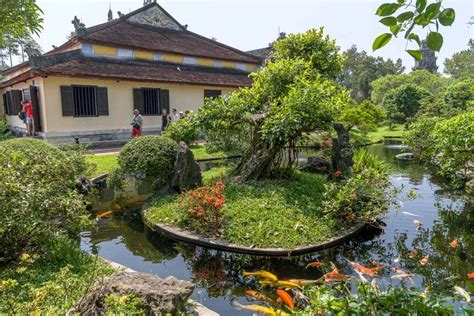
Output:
[
  {"xmin": 162, "ymin": 116, "xmax": 199, "ymax": 145},
  {"xmin": 177, "ymin": 181, "xmax": 225, "ymax": 236},
  {"xmin": 443, "ymin": 79, "xmax": 474, "ymax": 111},
  {"xmin": 0, "ymin": 138, "xmax": 89, "ymax": 262},
  {"xmin": 115, "ymin": 136, "xmax": 178, "ymax": 188},
  {"xmin": 0, "ymin": 117, "xmax": 11, "ymax": 141}
]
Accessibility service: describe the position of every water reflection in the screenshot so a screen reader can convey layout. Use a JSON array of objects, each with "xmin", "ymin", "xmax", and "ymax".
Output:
[{"xmin": 81, "ymin": 143, "xmax": 473, "ymax": 314}]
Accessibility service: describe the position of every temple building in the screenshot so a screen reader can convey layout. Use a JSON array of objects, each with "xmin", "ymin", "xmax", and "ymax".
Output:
[
  {"xmin": 412, "ymin": 40, "xmax": 438, "ymax": 73},
  {"xmin": 0, "ymin": 2, "xmax": 261, "ymax": 143}
]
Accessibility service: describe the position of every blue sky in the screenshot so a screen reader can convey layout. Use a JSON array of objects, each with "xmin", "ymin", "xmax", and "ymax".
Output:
[{"xmin": 34, "ymin": 0, "xmax": 473, "ymax": 73}]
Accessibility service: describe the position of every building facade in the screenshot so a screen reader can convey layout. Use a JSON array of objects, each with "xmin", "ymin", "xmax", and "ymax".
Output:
[{"xmin": 0, "ymin": 2, "xmax": 261, "ymax": 143}]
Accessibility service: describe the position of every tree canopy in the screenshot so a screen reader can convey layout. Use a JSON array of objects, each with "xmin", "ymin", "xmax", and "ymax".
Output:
[
  {"xmin": 382, "ymin": 84, "xmax": 430, "ymax": 127},
  {"xmin": 444, "ymin": 41, "xmax": 474, "ymax": 79},
  {"xmin": 0, "ymin": 0, "xmax": 43, "ymax": 46}
]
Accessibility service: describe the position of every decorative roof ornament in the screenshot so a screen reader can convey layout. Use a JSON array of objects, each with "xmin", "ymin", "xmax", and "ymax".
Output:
[
  {"xmin": 143, "ymin": 0, "xmax": 157, "ymax": 6},
  {"xmin": 108, "ymin": 4, "xmax": 113, "ymax": 22},
  {"xmin": 412, "ymin": 39, "xmax": 438, "ymax": 73},
  {"xmin": 128, "ymin": 3, "xmax": 182, "ymax": 30},
  {"xmin": 71, "ymin": 16, "xmax": 86, "ymax": 36}
]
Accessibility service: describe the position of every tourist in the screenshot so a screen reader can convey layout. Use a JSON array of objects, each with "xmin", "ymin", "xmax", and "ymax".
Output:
[
  {"xmin": 171, "ymin": 108, "xmax": 179, "ymax": 122},
  {"xmin": 131, "ymin": 109, "xmax": 143, "ymax": 138},
  {"xmin": 22, "ymin": 100, "xmax": 34, "ymax": 136},
  {"xmin": 179, "ymin": 111, "xmax": 185, "ymax": 119},
  {"xmin": 184, "ymin": 110, "xmax": 190, "ymax": 117},
  {"xmin": 161, "ymin": 108, "xmax": 170, "ymax": 131}
]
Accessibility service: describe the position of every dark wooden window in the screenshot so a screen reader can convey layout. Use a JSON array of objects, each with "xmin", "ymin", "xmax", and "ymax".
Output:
[
  {"xmin": 204, "ymin": 89, "xmax": 221, "ymax": 100},
  {"xmin": 2, "ymin": 93, "xmax": 9, "ymax": 115},
  {"xmin": 60, "ymin": 85, "xmax": 108, "ymax": 117},
  {"xmin": 133, "ymin": 88, "xmax": 170, "ymax": 116},
  {"xmin": 4, "ymin": 90, "xmax": 23, "ymax": 115}
]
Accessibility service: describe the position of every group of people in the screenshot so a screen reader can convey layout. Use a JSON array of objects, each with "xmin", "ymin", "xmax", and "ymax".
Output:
[
  {"xmin": 130, "ymin": 108, "xmax": 192, "ymax": 138},
  {"xmin": 17, "ymin": 100, "xmax": 34, "ymax": 136}
]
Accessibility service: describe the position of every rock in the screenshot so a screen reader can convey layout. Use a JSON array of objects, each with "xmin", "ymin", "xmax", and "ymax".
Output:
[
  {"xmin": 300, "ymin": 156, "xmax": 331, "ymax": 174},
  {"xmin": 171, "ymin": 142, "xmax": 202, "ymax": 192},
  {"xmin": 331, "ymin": 123, "xmax": 354, "ymax": 177},
  {"xmin": 75, "ymin": 176, "xmax": 92, "ymax": 195},
  {"xmin": 71, "ymin": 271, "xmax": 194, "ymax": 315}
]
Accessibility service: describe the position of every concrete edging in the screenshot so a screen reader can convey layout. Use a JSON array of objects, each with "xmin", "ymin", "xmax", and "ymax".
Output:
[{"xmin": 146, "ymin": 221, "xmax": 368, "ymax": 257}]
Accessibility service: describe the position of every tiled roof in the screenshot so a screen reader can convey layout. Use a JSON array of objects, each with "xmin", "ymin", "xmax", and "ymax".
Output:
[
  {"xmin": 38, "ymin": 57, "xmax": 252, "ymax": 88},
  {"xmin": 81, "ymin": 21, "xmax": 260, "ymax": 63}
]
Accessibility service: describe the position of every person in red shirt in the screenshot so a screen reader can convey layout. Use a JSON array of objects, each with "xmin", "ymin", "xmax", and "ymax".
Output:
[{"xmin": 22, "ymin": 100, "xmax": 34, "ymax": 136}]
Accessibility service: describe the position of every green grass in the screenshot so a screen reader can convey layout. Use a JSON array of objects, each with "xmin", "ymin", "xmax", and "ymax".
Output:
[
  {"xmin": 86, "ymin": 145, "xmax": 240, "ymax": 177},
  {"xmin": 350, "ymin": 124, "xmax": 404, "ymax": 146},
  {"xmin": 0, "ymin": 236, "xmax": 115, "ymax": 314},
  {"xmin": 144, "ymin": 168, "xmax": 346, "ymax": 249}
]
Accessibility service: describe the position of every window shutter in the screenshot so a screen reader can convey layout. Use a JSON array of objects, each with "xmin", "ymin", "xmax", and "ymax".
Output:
[
  {"xmin": 97, "ymin": 87, "xmax": 109, "ymax": 116},
  {"xmin": 30, "ymin": 85, "xmax": 42, "ymax": 132},
  {"xmin": 11, "ymin": 90, "xmax": 23, "ymax": 114},
  {"xmin": 2, "ymin": 93, "xmax": 8, "ymax": 115},
  {"xmin": 60, "ymin": 86, "xmax": 74, "ymax": 116},
  {"xmin": 160, "ymin": 89, "xmax": 170, "ymax": 114},
  {"xmin": 133, "ymin": 88, "xmax": 144, "ymax": 114},
  {"xmin": 5, "ymin": 91, "xmax": 12, "ymax": 115}
]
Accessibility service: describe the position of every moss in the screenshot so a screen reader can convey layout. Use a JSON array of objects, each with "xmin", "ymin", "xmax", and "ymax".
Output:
[{"xmin": 144, "ymin": 168, "xmax": 347, "ymax": 249}]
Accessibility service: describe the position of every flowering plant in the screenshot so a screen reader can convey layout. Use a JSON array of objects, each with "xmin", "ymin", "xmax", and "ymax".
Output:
[{"xmin": 177, "ymin": 181, "xmax": 225, "ymax": 236}]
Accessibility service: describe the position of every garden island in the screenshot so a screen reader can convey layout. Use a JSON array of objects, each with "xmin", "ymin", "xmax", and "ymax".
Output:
[{"xmin": 1, "ymin": 0, "xmax": 473, "ymax": 315}]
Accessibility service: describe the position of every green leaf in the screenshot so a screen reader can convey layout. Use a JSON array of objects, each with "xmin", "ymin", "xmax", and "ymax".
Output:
[
  {"xmin": 408, "ymin": 33, "xmax": 421, "ymax": 47},
  {"xmin": 426, "ymin": 31, "xmax": 443, "ymax": 51},
  {"xmin": 390, "ymin": 24, "xmax": 402, "ymax": 36},
  {"xmin": 397, "ymin": 11, "xmax": 414, "ymax": 22},
  {"xmin": 416, "ymin": 0, "xmax": 427, "ymax": 13},
  {"xmin": 407, "ymin": 50, "xmax": 422, "ymax": 60},
  {"xmin": 372, "ymin": 33, "xmax": 393, "ymax": 51},
  {"xmin": 380, "ymin": 17, "xmax": 397, "ymax": 26},
  {"xmin": 404, "ymin": 22, "xmax": 415, "ymax": 38},
  {"xmin": 376, "ymin": 3, "xmax": 400, "ymax": 16},
  {"xmin": 424, "ymin": 2, "xmax": 441, "ymax": 20},
  {"xmin": 438, "ymin": 8, "xmax": 455, "ymax": 26}
]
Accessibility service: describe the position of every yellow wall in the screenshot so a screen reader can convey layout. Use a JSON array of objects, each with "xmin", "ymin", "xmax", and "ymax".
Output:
[
  {"xmin": 163, "ymin": 53, "xmax": 184, "ymax": 64},
  {"xmin": 198, "ymin": 58, "xmax": 215, "ymax": 67},
  {"xmin": 134, "ymin": 50, "xmax": 154, "ymax": 60},
  {"xmin": 41, "ymin": 76, "xmax": 235, "ymax": 134},
  {"xmin": 221, "ymin": 60, "xmax": 236, "ymax": 69},
  {"xmin": 93, "ymin": 45, "xmax": 117, "ymax": 56}
]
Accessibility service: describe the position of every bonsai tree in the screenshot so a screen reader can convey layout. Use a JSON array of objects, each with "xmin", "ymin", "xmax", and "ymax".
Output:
[{"xmin": 196, "ymin": 28, "xmax": 350, "ymax": 182}]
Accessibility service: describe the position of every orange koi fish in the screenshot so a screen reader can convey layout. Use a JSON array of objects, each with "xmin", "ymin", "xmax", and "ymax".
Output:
[
  {"xmin": 96, "ymin": 210, "xmax": 113, "ymax": 219},
  {"xmin": 420, "ymin": 255, "xmax": 429, "ymax": 266},
  {"xmin": 276, "ymin": 289, "xmax": 294, "ymax": 309},
  {"xmin": 450, "ymin": 239, "xmax": 458, "ymax": 248},
  {"xmin": 370, "ymin": 266, "xmax": 383, "ymax": 272},
  {"xmin": 243, "ymin": 270, "xmax": 278, "ymax": 282},
  {"xmin": 259, "ymin": 280, "xmax": 302, "ymax": 289},
  {"xmin": 234, "ymin": 302, "xmax": 276, "ymax": 315},
  {"xmin": 467, "ymin": 272, "xmax": 474, "ymax": 279},
  {"xmin": 287, "ymin": 278, "xmax": 324, "ymax": 286},
  {"xmin": 408, "ymin": 249, "xmax": 419, "ymax": 259},
  {"xmin": 350, "ymin": 262, "xmax": 377, "ymax": 277},
  {"xmin": 324, "ymin": 267, "xmax": 350, "ymax": 282},
  {"xmin": 306, "ymin": 261, "xmax": 324, "ymax": 268},
  {"xmin": 245, "ymin": 290, "xmax": 275, "ymax": 303}
]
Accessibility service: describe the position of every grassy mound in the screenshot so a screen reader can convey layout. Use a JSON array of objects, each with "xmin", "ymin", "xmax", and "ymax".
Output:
[{"xmin": 144, "ymin": 168, "xmax": 347, "ymax": 249}]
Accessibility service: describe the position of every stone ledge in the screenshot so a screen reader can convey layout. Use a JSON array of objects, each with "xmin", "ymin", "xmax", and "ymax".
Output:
[{"xmin": 147, "ymin": 221, "xmax": 368, "ymax": 257}]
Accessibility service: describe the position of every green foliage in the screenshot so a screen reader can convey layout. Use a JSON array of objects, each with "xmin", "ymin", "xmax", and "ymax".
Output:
[
  {"xmin": 0, "ymin": 0, "xmax": 44, "ymax": 46},
  {"xmin": 0, "ymin": 234, "xmax": 114, "ymax": 314},
  {"xmin": 162, "ymin": 116, "xmax": 199, "ymax": 145},
  {"xmin": 374, "ymin": 0, "xmax": 455, "ymax": 58},
  {"xmin": 116, "ymin": 136, "xmax": 177, "ymax": 188},
  {"xmin": 338, "ymin": 45, "xmax": 404, "ymax": 101},
  {"xmin": 444, "ymin": 42, "xmax": 474, "ymax": 79},
  {"xmin": 382, "ymin": 84, "xmax": 430, "ymax": 125},
  {"xmin": 0, "ymin": 116, "xmax": 11, "ymax": 140},
  {"xmin": 404, "ymin": 116, "xmax": 440, "ymax": 160},
  {"xmin": 443, "ymin": 79, "xmax": 474, "ymax": 111},
  {"xmin": 104, "ymin": 294, "xmax": 145, "ymax": 315},
  {"xmin": 0, "ymin": 138, "xmax": 89, "ymax": 261},
  {"xmin": 86, "ymin": 154, "xmax": 118, "ymax": 177},
  {"xmin": 339, "ymin": 100, "xmax": 385, "ymax": 134},
  {"xmin": 321, "ymin": 149, "xmax": 391, "ymax": 221}
]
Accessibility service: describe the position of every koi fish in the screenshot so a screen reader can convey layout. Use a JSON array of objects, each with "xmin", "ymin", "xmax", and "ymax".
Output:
[
  {"xmin": 454, "ymin": 286, "xmax": 471, "ymax": 303},
  {"xmin": 420, "ymin": 255, "xmax": 429, "ymax": 266},
  {"xmin": 245, "ymin": 290, "xmax": 275, "ymax": 303},
  {"xmin": 391, "ymin": 268, "xmax": 413, "ymax": 281},
  {"xmin": 325, "ymin": 267, "xmax": 350, "ymax": 282},
  {"xmin": 450, "ymin": 239, "xmax": 458, "ymax": 248},
  {"xmin": 287, "ymin": 279, "xmax": 324, "ymax": 286},
  {"xmin": 350, "ymin": 262, "xmax": 377, "ymax": 277},
  {"xmin": 467, "ymin": 272, "xmax": 474, "ymax": 279},
  {"xmin": 409, "ymin": 249, "xmax": 419, "ymax": 259},
  {"xmin": 243, "ymin": 270, "xmax": 278, "ymax": 282},
  {"xmin": 96, "ymin": 210, "xmax": 113, "ymax": 219},
  {"xmin": 259, "ymin": 280, "xmax": 302, "ymax": 289},
  {"xmin": 402, "ymin": 211, "xmax": 422, "ymax": 217},
  {"xmin": 234, "ymin": 302, "xmax": 276, "ymax": 315},
  {"xmin": 370, "ymin": 266, "xmax": 383, "ymax": 272},
  {"xmin": 276, "ymin": 289, "xmax": 294, "ymax": 309},
  {"xmin": 306, "ymin": 261, "xmax": 324, "ymax": 268}
]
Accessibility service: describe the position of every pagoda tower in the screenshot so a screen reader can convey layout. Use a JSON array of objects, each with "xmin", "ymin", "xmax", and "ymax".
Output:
[{"xmin": 412, "ymin": 40, "xmax": 438, "ymax": 73}]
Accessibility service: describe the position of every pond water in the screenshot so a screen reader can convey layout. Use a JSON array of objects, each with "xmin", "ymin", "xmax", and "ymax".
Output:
[{"xmin": 80, "ymin": 143, "xmax": 473, "ymax": 314}]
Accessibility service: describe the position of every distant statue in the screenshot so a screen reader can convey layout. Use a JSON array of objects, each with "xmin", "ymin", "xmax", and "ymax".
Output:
[
  {"xmin": 71, "ymin": 16, "xmax": 86, "ymax": 36},
  {"xmin": 143, "ymin": 0, "xmax": 156, "ymax": 5},
  {"xmin": 117, "ymin": 11, "xmax": 124, "ymax": 18},
  {"xmin": 107, "ymin": 5, "xmax": 113, "ymax": 21}
]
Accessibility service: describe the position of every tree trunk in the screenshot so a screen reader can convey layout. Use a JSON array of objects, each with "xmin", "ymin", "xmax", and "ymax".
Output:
[{"xmin": 233, "ymin": 120, "xmax": 284, "ymax": 183}]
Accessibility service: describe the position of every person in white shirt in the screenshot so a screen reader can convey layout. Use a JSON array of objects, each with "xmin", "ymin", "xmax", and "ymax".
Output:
[{"xmin": 171, "ymin": 108, "xmax": 180, "ymax": 121}]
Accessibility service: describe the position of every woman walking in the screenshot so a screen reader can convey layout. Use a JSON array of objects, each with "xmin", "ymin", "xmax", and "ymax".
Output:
[{"xmin": 131, "ymin": 109, "xmax": 143, "ymax": 138}]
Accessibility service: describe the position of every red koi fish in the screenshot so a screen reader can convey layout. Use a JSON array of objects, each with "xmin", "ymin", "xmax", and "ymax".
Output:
[
  {"xmin": 245, "ymin": 290, "xmax": 275, "ymax": 304},
  {"xmin": 467, "ymin": 272, "xmax": 474, "ymax": 279},
  {"xmin": 450, "ymin": 239, "xmax": 458, "ymax": 248},
  {"xmin": 324, "ymin": 267, "xmax": 350, "ymax": 282},
  {"xmin": 96, "ymin": 210, "xmax": 113, "ymax": 219},
  {"xmin": 350, "ymin": 262, "xmax": 377, "ymax": 277},
  {"xmin": 276, "ymin": 289, "xmax": 294, "ymax": 309},
  {"xmin": 306, "ymin": 261, "xmax": 324, "ymax": 268}
]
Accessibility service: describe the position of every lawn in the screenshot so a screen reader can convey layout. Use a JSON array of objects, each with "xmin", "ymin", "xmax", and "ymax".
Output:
[
  {"xmin": 0, "ymin": 237, "xmax": 114, "ymax": 314},
  {"xmin": 144, "ymin": 167, "xmax": 347, "ymax": 249},
  {"xmin": 86, "ymin": 145, "xmax": 240, "ymax": 177},
  {"xmin": 350, "ymin": 124, "xmax": 404, "ymax": 146}
]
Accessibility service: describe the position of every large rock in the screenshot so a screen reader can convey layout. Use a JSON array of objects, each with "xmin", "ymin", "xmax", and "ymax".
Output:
[
  {"xmin": 72, "ymin": 271, "xmax": 194, "ymax": 315},
  {"xmin": 171, "ymin": 142, "xmax": 202, "ymax": 192}
]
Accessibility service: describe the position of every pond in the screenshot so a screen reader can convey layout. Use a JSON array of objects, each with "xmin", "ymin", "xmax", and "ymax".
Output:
[{"xmin": 80, "ymin": 143, "xmax": 473, "ymax": 314}]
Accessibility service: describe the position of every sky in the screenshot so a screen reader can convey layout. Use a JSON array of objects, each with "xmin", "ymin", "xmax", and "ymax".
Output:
[{"xmin": 28, "ymin": 0, "xmax": 474, "ymax": 73}]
